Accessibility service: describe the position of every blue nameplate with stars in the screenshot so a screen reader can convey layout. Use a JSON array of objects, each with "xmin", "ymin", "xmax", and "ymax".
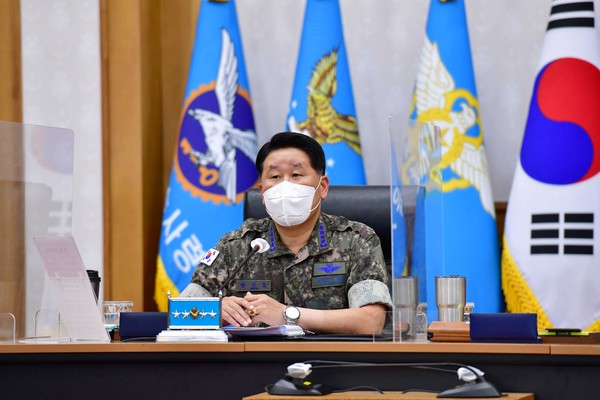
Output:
[{"xmin": 168, "ymin": 297, "xmax": 221, "ymax": 330}]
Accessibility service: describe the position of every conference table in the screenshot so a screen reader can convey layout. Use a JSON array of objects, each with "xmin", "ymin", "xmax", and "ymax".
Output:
[{"xmin": 0, "ymin": 340, "xmax": 598, "ymax": 399}]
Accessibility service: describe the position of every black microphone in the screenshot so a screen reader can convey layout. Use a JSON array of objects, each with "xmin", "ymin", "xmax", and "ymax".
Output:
[{"xmin": 217, "ymin": 238, "xmax": 270, "ymax": 297}]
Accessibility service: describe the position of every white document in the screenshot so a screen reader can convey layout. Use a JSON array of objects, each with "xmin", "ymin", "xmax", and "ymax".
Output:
[
  {"xmin": 223, "ymin": 325, "xmax": 305, "ymax": 337},
  {"xmin": 156, "ymin": 329, "xmax": 228, "ymax": 342},
  {"xmin": 33, "ymin": 236, "xmax": 110, "ymax": 342}
]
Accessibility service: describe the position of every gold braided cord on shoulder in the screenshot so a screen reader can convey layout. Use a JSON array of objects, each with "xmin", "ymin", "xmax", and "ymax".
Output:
[
  {"xmin": 501, "ymin": 236, "xmax": 551, "ymax": 330},
  {"xmin": 502, "ymin": 236, "xmax": 600, "ymax": 331},
  {"xmin": 154, "ymin": 256, "xmax": 181, "ymax": 312}
]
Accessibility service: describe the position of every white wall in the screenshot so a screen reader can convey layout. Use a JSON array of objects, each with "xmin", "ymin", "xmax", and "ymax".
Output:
[{"xmin": 21, "ymin": 0, "xmax": 103, "ymax": 278}]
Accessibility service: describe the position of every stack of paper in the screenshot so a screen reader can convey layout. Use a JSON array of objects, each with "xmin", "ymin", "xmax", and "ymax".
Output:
[
  {"xmin": 156, "ymin": 329, "xmax": 228, "ymax": 342},
  {"xmin": 223, "ymin": 325, "xmax": 305, "ymax": 338}
]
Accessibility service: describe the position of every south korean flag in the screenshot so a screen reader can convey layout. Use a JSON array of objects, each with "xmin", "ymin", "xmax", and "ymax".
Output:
[{"xmin": 201, "ymin": 248, "xmax": 220, "ymax": 267}]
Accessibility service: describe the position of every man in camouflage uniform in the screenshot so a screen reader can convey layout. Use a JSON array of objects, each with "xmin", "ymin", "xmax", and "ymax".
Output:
[{"xmin": 180, "ymin": 132, "xmax": 392, "ymax": 334}]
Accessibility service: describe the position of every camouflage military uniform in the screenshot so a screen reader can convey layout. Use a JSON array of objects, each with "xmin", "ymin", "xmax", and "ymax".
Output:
[{"xmin": 183, "ymin": 213, "xmax": 392, "ymax": 310}]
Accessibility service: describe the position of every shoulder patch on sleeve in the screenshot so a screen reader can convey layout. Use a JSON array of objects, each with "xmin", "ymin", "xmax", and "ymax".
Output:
[{"xmin": 200, "ymin": 248, "xmax": 220, "ymax": 266}]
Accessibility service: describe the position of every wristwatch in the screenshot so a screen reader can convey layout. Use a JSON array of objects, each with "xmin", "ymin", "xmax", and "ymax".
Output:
[{"xmin": 283, "ymin": 305, "xmax": 300, "ymax": 325}]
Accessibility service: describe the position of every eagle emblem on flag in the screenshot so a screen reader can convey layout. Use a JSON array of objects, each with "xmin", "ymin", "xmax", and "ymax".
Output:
[
  {"xmin": 413, "ymin": 37, "xmax": 494, "ymax": 217},
  {"xmin": 288, "ymin": 50, "xmax": 362, "ymax": 155},
  {"xmin": 176, "ymin": 28, "xmax": 258, "ymax": 204}
]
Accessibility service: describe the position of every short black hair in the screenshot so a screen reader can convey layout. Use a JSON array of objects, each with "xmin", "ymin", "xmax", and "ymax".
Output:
[{"xmin": 255, "ymin": 132, "xmax": 326, "ymax": 176}]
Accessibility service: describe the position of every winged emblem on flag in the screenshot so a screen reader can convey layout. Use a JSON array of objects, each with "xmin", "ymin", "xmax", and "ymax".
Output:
[
  {"xmin": 414, "ymin": 37, "xmax": 494, "ymax": 217},
  {"xmin": 288, "ymin": 50, "xmax": 362, "ymax": 155},
  {"xmin": 184, "ymin": 29, "xmax": 258, "ymax": 203}
]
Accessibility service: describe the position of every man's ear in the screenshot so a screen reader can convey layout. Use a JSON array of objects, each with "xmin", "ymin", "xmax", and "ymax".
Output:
[
  {"xmin": 319, "ymin": 175, "xmax": 329, "ymax": 200},
  {"xmin": 258, "ymin": 182, "xmax": 265, "ymax": 204}
]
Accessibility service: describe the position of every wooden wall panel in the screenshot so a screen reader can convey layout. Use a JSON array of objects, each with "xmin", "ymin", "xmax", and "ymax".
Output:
[
  {"xmin": 0, "ymin": 181, "xmax": 25, "ymax": 337},
  {"xmin": 139, "ymin": 3, "xmax": 166, "ymax": 310},
  {"xmin": 496, "ymin": 201, "xmax": 507, "ymax": 250},
  {"xmin": 101, "ymin": 0, "xmax": 199, "ymax": 310},
  {"xmin": 0, "ymin": 0, "xmax": 24, "ymax": 336},
  {"xmin": 160, "ymin": 1, "xmax": 200, "ymax": 189},
  {"xmin": 0, "ymin": 0, "xmax": 22, "ymax": 122},
  {"xmin": 101, "ymin": 0, "xmax": 163, "ymax": 310}
]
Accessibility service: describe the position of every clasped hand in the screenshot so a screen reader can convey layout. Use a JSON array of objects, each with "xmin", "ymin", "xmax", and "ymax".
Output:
[{"xmin": 221, "ymin": 292, "xmax": 286, "ymax": 328}]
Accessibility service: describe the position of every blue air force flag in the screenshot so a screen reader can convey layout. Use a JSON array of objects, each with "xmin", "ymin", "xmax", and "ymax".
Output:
[
  {"xmin": 410, "ymin": 0, "xmax": 502, "ymax": 320},
  {"xmin": 286, "ymin": 0, "xmax": 366, "ymax": 184},
  {"xmin": 502, "ymin": 0, "xmax": 600, "ymax": 330},
  {"xmin": 155, "ymin": 0, "xmax": 259, "ymax": 311}
]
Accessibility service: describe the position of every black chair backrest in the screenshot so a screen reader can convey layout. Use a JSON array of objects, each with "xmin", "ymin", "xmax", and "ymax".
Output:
[{"xmin": 243, "ymin": 185, "xmax": 391, "ymax": 265}]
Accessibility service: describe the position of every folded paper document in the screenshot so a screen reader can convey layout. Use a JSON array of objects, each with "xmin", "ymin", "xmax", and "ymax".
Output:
[
  {"xmin": 223, "ymin": 325, "xmax": 305, "ymax": 338},
  {"xmin": 156, "ymin": 329, "xmax": 228, "ymax": 342}
]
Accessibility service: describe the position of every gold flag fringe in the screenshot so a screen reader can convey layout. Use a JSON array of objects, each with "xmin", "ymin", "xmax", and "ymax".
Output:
[
  {"xmin": 501, "ymin": 236, "xmax": 552, "ymax": 330},
  {"xmin": 502, "ymin": 236, "xmax": 600, "ymax": 331},
  {"xmin": 502, "ymin": 235, "xmax": 600, "ymax": 332},
  {"xmin": 154, "ymin": 256, "xmax": 180, "ymax": 312}
]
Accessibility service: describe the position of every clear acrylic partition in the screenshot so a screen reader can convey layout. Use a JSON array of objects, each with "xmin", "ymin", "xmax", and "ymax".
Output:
[
  {"xmin": 0, "ymin": 313, "xmax": 16, "ymax": 343},
  {"xmin": 389, "ymin": 118, "xmax": 443, "ymax": 341},
  {"xmin": 0, "ymin": 121, "xmax": 74, "ymax": 340},
  {"xmin": 34, "ymin": 309, "xmax": 69, "ymax": 342}
]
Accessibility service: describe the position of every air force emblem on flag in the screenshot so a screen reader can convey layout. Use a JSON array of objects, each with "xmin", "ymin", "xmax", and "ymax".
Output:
[
  {"xmin": 413, "ymin": 36, "xmax": 494, "ymax": 217},
  {"xmin": 175, "ymin": 29, "xmax": 258, "ymax": 205},
  {"xmin": 285, "ymin": 0, "xmax": 365, "ymax": 185},
  {"xmin": 288, "ymin": 50, "xmax": 361, "ymax": 155},
  {"xmin": 201, "ymin": 248, "xmax": 220, "ymax": 266}
]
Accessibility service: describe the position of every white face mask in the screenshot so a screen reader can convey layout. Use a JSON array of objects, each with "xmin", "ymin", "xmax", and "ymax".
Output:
[{"xmin": 263, "ymin": 177, "xmax": 322, "ymax": 227}]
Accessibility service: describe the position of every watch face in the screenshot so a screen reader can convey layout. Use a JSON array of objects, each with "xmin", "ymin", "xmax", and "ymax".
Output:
[{"xmin": 285, "ymin": 306, "xmax": 300, "ymax": 320}]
